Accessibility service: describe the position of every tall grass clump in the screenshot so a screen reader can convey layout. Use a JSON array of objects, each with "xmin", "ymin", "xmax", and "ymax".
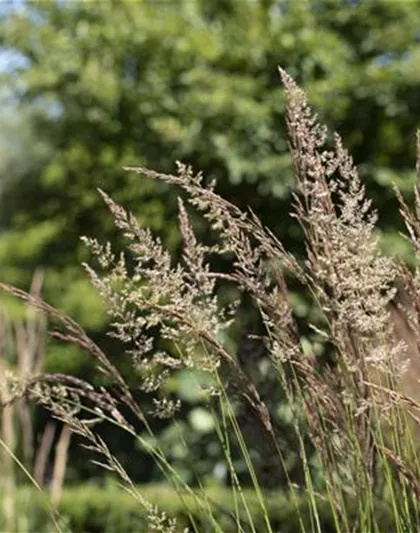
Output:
[{"xmin": 1, "ymin": 69, "xmax": 420, "ymax": 532}]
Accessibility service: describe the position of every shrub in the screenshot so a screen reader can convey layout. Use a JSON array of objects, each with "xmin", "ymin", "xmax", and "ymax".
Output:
[
  {"xmin": 2, "ymin": 483, "xmax": 398, "ymax": 533},
  {"xmin": 2, "ymin": 69, "xmax": 420, "ymax": 532}
]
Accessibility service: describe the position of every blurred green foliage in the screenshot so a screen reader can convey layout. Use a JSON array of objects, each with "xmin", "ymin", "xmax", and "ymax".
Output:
[
  {"xmin": 6, "ymin": 482, "xmax": 397, "ymax": 533},
  {"xmin": 1, "ymin": 0, "xmax": 420, "ymax": 318},
  {"xmin": 1, "ymin": 0, "xmax": 420, "ymax": 485}
]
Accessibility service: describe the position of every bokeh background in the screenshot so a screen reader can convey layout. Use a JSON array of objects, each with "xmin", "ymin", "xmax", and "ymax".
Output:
[{"xmin": 1, "ymin": 0, "xmax": 420, "ymax": 530}]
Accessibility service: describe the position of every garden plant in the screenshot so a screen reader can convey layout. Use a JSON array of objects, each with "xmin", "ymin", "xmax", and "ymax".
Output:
[{"xmin": 1, "ymin": 70, "xmax": 420, "ymax": 532}]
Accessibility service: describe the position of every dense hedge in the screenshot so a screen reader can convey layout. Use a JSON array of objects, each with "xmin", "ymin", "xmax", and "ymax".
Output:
[{"xmin": 4, "ymin": 483, "xmax": 400, "ymax": 533}]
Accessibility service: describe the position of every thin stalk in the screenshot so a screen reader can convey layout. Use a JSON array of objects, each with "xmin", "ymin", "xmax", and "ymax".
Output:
[{"xmin": 0, "ymin": 438, "xmax": 68, "ymax": 533}]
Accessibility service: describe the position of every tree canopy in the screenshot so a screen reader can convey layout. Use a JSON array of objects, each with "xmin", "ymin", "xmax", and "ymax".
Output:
[
  {"xmin": 1, "ymin": 0, "xmax": 420, "ymax": 484},
  {"xmin": 1, "ymin": 0, "xmax": 420, "ymax": 324}
]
